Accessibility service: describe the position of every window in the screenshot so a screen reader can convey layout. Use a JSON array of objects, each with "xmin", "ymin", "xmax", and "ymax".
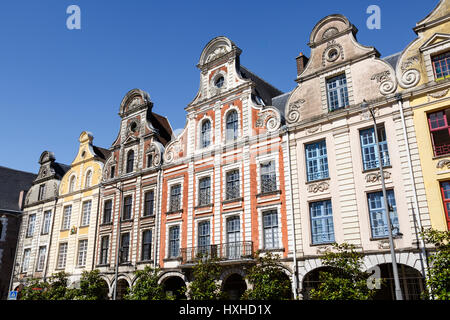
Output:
[
  {"xmin": 38, "ymin": 184, "xmax": 46, "ymax": 201},
  {"xmin": 85, "ymin": 170, "xmax": 92, "ymax": 188},
  {"xmin": 360, "ymin": 126, "xmax": 390, "ymax": 171},
  {"xmin": 123, "ymin": 196, "xmax": 132, "ymax": 220},
  {"xmin": 147, "ymin": 154, "xmax": 153, "ymax": 168},
  {"xmin": 22, "ymin": 249, "xmax": 31, "ymax": 272},
  {"xmin": 77, "ymin": 239, "xmax": 88, "ymax": 267},
  {"xmin": 110, "ymin": 165, "xmax": 115, "ymax": 179},
  {"xmin": 428, "ymin": 109, "xmax": 450, "ymax": 156},
  {"xmin": 57, "ymin": 243, "xmax": 68, "ymax": 269},
  {"xmin": 439, "ymin": 182, "xmax": 450, "ymax": 230},
  {"xmin": 69, "ymin": 176, "xmax": 76, "ymax": 193},
  {"xmin": 168, "ymin": 226, "xmax": 180, "ymax": 258},
  {"xmin": 260, "ymin": 161, "xmax": 277, "ymax": 193},
  {"xmin": 120, "ymin": 233, "xmax": 130, "ymax": 263},
  {"xmin": 36, "ymin": 246, "xmax": 47, "ymax": 271},
  {"xmin": 103, "ymin": 200, "xmax": 112, "ymax": 224},
  {"xmin": 432, "ymin": 51, "xmax": 450, "ymax": 80},
  {"xmin": 367, "ymin": 190, "xmax": 399, "ymax": 239},
  {"xmin": 226, "ymin": 110, "xmax": 239, "ymax": 141},
  {"xmin": 215, "ymin": 76, "xmax": 224, "ymax": 88},
  {"xmin": 99, "ymin": 236, "xmax": 109, "ymax": 265},
  {"xmin": 226, "ymin": 170, "xmax": 240, "ymax": 200},
  {"xmin": 263, "ymin": 210, "xmax": 279, "ymax": 249},
  {"xmin": 226, "ymin": 217, "xmax": 240, "ymax": 259},
  {"xmin": 305, "ymin": 140, "xmax": 329, "ymax": 181},
  {"xmin": 126, "ymin": 150, "xmax": 134, "ymax": 173},
  {"xmin": 141, "ymin": 230, "xmax": 152, "ymax": 261},
  {"xmin": 81, "ymin": 200, "xmax": 91, "ymax": 226},
  {"xmin": 26, "ymin": 214, "xmax": 36, "ymax": 237},
  {"xmin": 201, "ymin": 120, "xmax": 211, "ymax": 148},
  {"xmin": 198, "ymin": 177, "xmax": 211, "ymax": 206},
  {"xmin": 169, "ymin": 184, "xmax": 181, "ymax": 212},
  {"xmin": 198, "ymin": 221, "xmax": 210, "ymax": 255},
  {"xmin": 143, "ymin": 191, "xmax": 154, "ymax": 217},
  {"xmin": 310, "ymin": 200, "xmax": 335, "ymax": 244},
  {"xmin": 42, "ymin": 210, "xmax": 52, "ymax": 234},
  {"xmin": 62, "ymin": 205, "xmax": 72, "ymax": 230},
  {"xmin": 326, "ymin": 74, "xmax": 349, "ymax": 111}
]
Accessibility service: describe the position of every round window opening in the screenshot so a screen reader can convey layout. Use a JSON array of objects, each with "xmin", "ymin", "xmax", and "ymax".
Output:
[
  {"xmin": 214, "ymin": 76, "xmax": 224, "ymax": 88},
  {"xmin": 327, "ymin": 48, "xmax": 339, "ymax": 61},
  {"xmin": 130, "ymin": 122, "xmax": 137, "ymax": 132}
]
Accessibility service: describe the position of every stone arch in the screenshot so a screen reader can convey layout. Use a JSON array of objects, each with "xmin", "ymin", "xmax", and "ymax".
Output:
[
  {"xmin": 220, "ymin": 269, "xmax": 248, "ymax": 300},
  {"xmin": 361, "ymin": 252, "xmax": 425, "ymax": 276},
  {"xmin": 158, "ymin": 272, "xmax": 187, "ymax": 300},
  {"xmin": 110, "ymin": 274, "xmax": 132, "ymax": 300}
]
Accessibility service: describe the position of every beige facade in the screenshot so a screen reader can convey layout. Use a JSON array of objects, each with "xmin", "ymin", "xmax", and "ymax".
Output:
[{"xmin": 285, "ymin": 14, "xmax": 431, "ymax": 299}]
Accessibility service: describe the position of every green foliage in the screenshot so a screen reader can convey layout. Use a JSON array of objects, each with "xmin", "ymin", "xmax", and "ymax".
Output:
[
  {"xmin": 309, "ymin": 243, "xmax": 376, "ymax": 300},
  {"xmin": 70, "ymin": 269, "xmax": 109, "ymax": 300},
  {"xmin": 20, "ymin": 271, "xmax": 72, "ymax": 300},
  {"xmin": 18, "ymin": 278, "xmax": 50, "ymax": 300},
  {"xmin": 125, "ymin": 266, "xmax": 172, "ymax": 300},
  {"xmin": 421, "ymin": 228, "xmax": 450, "ymax": 300},
  {"xmin": 185, "ymin": 255, "xmax": 224, "ymax": 300},
  {"xmin": 242, "ymin": 251, "xmax": 291, "ymax": 300}
]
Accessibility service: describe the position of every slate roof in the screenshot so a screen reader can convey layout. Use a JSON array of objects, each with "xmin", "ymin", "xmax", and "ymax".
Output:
[
  {"xmin": 0, "ymin": 166, "xmax": 37, "ymax": 212},
  {"xmin": 93, "ymin": 145, "xmax": 111, "ymax": 161},
  {"xmin": 272, "ymin": 91, "xmax": 292, "ymax": 120},
  {"xmin": 382, "ymin": 52, "xmax": 401, "ymax": 71},
  {"xmin": 239, "ymin": 66, "xmax": 284, "ymax": 107}
]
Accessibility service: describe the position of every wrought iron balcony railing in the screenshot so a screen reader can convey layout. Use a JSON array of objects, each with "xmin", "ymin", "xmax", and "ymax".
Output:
[{"xmin": 180, "ymin": 241, "xmax": 253, "ymax": 264}]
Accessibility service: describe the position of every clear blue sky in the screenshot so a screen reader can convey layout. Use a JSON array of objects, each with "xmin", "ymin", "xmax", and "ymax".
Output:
[{"xmin": 0, "ymin": 0, "xmax": 438, "ymax": 174}]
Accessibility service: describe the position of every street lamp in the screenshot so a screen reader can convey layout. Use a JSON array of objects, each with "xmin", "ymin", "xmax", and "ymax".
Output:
[{"xmin": 361, "ymin": 99, "xmax": 404, "ymax": 301}]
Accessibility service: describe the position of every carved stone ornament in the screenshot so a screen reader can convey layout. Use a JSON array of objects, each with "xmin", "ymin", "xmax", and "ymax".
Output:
[
  {"xmin": 322, "ymin": 40, "xmax": 344, "ymax": 67},
  {"xmin": 360, "ymin": 108, "xmax": 379, "ymax": 120},
  {"xmin": 436, "ymin": 159, "xmax": 450, "ymax": 169},
  {"xmin": 316, "ymin": 245, "xmax": 333, "ymax": 255},
  {"xmin": 306, "ymin": 125, "xmax": 322, "ymax": 134},
  {"xmin": 371, "ymin": 70, "xmax": 397, "ymax": 95},
  {"xmin": 307, "ymin": 181, "xmax": 329, "ymax": 193},
  {"xmin": 206, "ymin": 46, "xmax": 229, "ymax": 63},
  {"xmin": 377, "ymin": 240, "xmax": 390, "ymax": 250},
  {"xmin": 164, "ymin": 141, "xmax": 180, "ymax": 163},
  {"xmin": 365, "ymin": 171, "xmax": 391, "ymax": 183},
  {"xmin": 322, "ymin": 27, "xmax": 339, "ymax": 40},
  {"xmin": 399, "ymin": 56, "xmax": 420, "ymax": 89},
  {"xmin": 428, "ymin": 89, "xmax": 449, "ymax": 99},
  {"xmin": 287, "ymin": 99, "xmax": 305, "ymax": 123},
  {"xmin": 401, "ymin": 56, "xmax": 419, "ymax": 72},
  {"xmin": 255, "ymin": 109, "xmax": 281, "ymax": 132}
]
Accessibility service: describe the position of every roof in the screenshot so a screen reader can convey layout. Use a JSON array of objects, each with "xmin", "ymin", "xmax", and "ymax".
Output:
[
  {"xmin": 239, "ymin": 66, "xmax": 284, "ymax": 106},
  {"xmin": 93, "ymin": 145, "xmax": 111, "ymax": 161},
  {"xmin": 382, "ymin": 52, "xmax": 401, "ymax": 71},
  {"xmin": 0, "ymin": 166, "xmax": 37, "ymax": 212},
  {"xmin": 271, "ymin": 91, "xmax": 292, "ymax": 120},
  {"xmin": 149, "ymin": 112, "xmax": 173, "ymax": 146}
]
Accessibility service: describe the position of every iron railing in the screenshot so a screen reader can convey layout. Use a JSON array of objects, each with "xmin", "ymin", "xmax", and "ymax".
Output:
[{"xmin": 180, "ymin": 241, "xmax": 253, "ymax": 264}]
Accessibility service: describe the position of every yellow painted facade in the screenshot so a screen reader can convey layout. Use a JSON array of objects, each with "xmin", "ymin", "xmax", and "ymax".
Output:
[
  {"xmin": 397, "ymin": 0, "xmax": 450, "ymax": 231},
  {"xmin": 47, "ymin": 131, "xmax": 107, "ymax": 282}
]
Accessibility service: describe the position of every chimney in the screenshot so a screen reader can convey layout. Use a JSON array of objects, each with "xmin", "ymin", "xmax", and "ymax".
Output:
[
  {"xmin": 18, "ymin": 190, "xmax": 26, "ymax": 210},
  {"xmin": 296, "ymin": 52, "xmax": 309, "ymax": 76}
]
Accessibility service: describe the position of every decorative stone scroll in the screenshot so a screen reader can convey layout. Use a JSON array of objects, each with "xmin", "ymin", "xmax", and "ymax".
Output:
[
  {"xmin": 365, "ymin": 171, "xmax": 391, "ymax": 183},
  {"xmin": 307, "ymin": 181, "xmax": 329, "ymax": 193},
  {"xmin": 255, "ymin": 108, "xmax": 281, "ymax": 132},
  {"xmin": 436, "ymin": 159, "xmax": 450, "ymax": 169},
  {"xmin": 287, "ymin": 99, "xmax": 305, "ymax": 123},
  {"xmin": 371, "ymin": 70, "xmax": 396, "ymax": 95}
]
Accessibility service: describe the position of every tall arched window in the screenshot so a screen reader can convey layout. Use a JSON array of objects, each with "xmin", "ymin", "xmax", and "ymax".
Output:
[
  {"xmin": 226, "ymin": 110, "xmax": 239, "ymax": 141},
  {"xmin": 69, "ymin": 176, "xmax": 76, "ymax": 193},
  {"xmin": 201, "ymin": 120, "xmax": 211, "ymax": 148},
  {"xmin": 126, "ymin": 150, "xmax": 134, "ymax": 173},
  {"xmin": 85, "ymin": 170, "xmax": 92, "ymax": 188}
]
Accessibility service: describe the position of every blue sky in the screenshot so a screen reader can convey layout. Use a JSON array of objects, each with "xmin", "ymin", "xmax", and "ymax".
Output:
[{"xmin": 0, "ymin": 0, "xmax": 438, "ymax": 173}]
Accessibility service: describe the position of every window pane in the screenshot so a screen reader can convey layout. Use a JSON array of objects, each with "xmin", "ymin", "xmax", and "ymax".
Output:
[
  {"xmin": 360, "ymin": 127, "xmax": 390, "ymax": 170},
  {"xmin": 310, "ymin": 200, "xmax": 334, "ymax": 244},
  {"xmin": 260, "ymin": 161, "xmax": 277, "ymax": 193},
  {"xmin": 367, "ymin": 190, "xmax": 399, "ymax": 238},
  {"xmin": 327, "ymin": 74, "xmax": 348, "ymax": 111},
  {"xmin": 305, "ymin": 141, "xmax": 329, "ymax": 181},
  {"xmin": 226, "ymin": 170, "xmax": 240, "ymax": 200}
]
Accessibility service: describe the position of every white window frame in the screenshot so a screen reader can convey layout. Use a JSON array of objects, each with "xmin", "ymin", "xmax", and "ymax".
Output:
[{"xmin": 167, "ymin": 176, "xmax": 184, "ymax": 212}]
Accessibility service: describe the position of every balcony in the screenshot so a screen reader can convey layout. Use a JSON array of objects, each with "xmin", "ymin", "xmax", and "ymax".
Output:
[{"xmin": 180, "ymin": 241, "xmax": 253, "ymax": 265}]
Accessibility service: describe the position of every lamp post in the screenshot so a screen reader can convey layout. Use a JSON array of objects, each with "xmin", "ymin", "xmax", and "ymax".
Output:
[{"xmin": 361, "ymin": 100, "xmax": 403, "ymax": 300}]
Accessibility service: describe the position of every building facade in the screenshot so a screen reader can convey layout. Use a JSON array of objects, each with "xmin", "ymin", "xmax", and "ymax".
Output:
[
  {"xmin": 397, "ymin": 0, "xmax": 450, "ymax": 231},
  {"xmin": 10, "ymin": 152, "xmax": 68, "ymax": 293},
  {"xmin": 284, "ymin": 13, "xmax": 433, "ymax": 299},
  {"xmin": 46, "ymin": 132, "xmax": 109, "ymax": 285}
]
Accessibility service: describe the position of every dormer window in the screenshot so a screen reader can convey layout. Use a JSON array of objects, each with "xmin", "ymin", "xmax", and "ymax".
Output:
[
  {"xmin": 85, "ymin": 170, "xmax": 92, "ymax": 188},
  {"xmin": 201, "ymin": 120, "xmax": 211, "ymax": 148},
  {"xmin": 126, "ymin": 150, "xmax": 134, "ymax": 173},
  {"xmin": 326, "ymin": 74, "xmax": 349, "ymax": 111},
  {"xmin": 69, "ymin": 176, "xmax": 76, "ymax": 193},
  {"xmin": 432, "ymin": 51, "xmax": 450, "ymax": 81}
]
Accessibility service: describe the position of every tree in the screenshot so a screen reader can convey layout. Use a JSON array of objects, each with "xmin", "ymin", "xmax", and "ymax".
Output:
[
  {"xmin": 70, "ymin": 269, "xmax": 109, "ymax": 300},
  {"xmin": 242, "ymin": 251, "xmax": 291, "ymax": 300},
  {"xmin": 309, "ymin": 243, "xmax": 377, "ymax": 300},
  {"xmin": 184, "ymin": 255, "xmax": 224, "ymax": 300},
  {"xmin": 421, "ymin": 228, "xmax": 450, "ymax": 300},
  {"xmin": 45, "ymin": 271, "xmax": 72, "ymax": 300},
  {"xmin": 125, "ymin": 266, "xmax": 171, "ymax": 300},
  {"xmin": 18, "ymin": 278, "xmax": 50, "ymax": 300}
]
